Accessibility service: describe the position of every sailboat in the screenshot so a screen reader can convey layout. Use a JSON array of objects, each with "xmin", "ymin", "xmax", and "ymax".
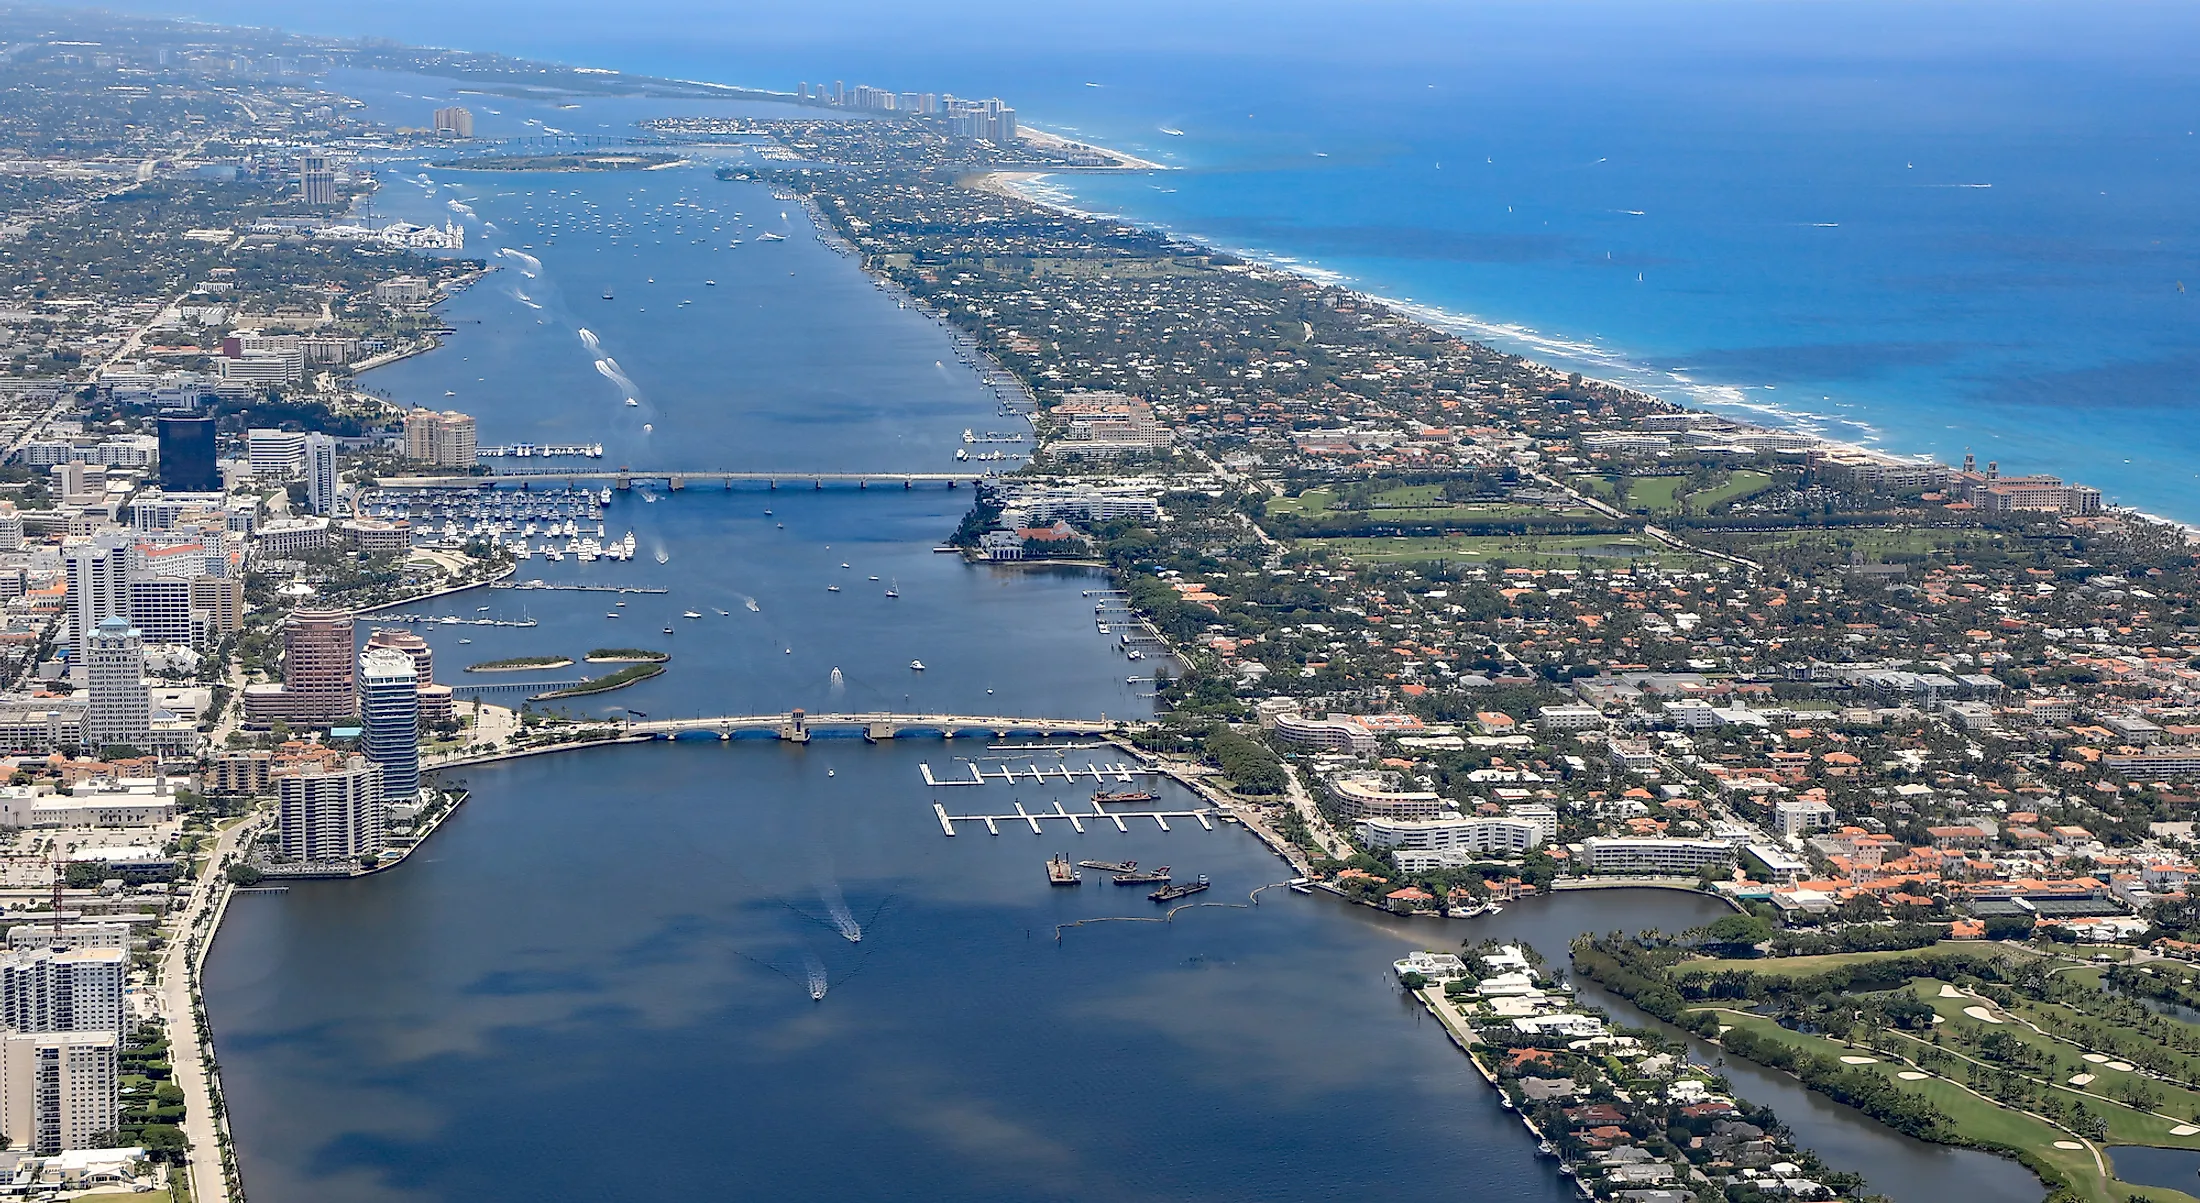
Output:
[{"xmin": 884, "ymin": 579, "xmax": 899, "ymax": 599}]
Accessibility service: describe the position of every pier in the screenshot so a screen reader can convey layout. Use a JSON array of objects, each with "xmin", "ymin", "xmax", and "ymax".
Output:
[
  {"xmin": 931, "ymin": 798, "xmax": 1218, "ymax": 836},
  {"xmin": 493, "ymin": 581, "xmax": 670, "ymax": 594},
  {"xmin": 451, "ymin": 678, "xmax": 586, "ymax": 696}
]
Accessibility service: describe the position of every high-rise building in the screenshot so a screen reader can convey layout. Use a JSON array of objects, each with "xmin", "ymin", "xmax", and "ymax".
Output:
[
  {"xmin": 190, "ymin": 575, "xmax": 245, "ymax": 637},
  {"xmin": 402, "ymin": 409, "xmax": 478, "ymax": 468},
  {"xmin": 304, "ymin": 433, "xmax": 339, "ymax": 516},
  {"xmin": 0, "ymin": 948, "xmax": 128, "ymax": 1044},
  {"xmin": 0, "ymin": 502, "xmax": 22, "ymax": 552},
  {"xmin": 0, "ymin": 1032, "xmax": 118, "ymax": 1154},
  {"xmin": 365, "ymin": 627, "xmax": 432, "ymax": 681},
  {"xmin": 155, "ymin": 414, "xmax": 218, "ymax": 493},
  {"xmin": 125, "ymin": 576, "xmax": 195, "ymax": 644},
  {"xmin": 83, "ymin": 618, "xmax": 149, "ymax": 750},
  {"xmin": 63, "ymin": 537, "xmax": 129, "ymax": 664},
  {"xmin": 433, "ymin": 105, "xmax": 474, "ymax": 137},
  {"xmin": 247, "ymin": 429, "xmax": 307, "ymax": 479},
  {"xmin": 360, "ymin": 647, "xmax": 420, "ymax": 803},
  {"xmin": 275, "ymin": 754, "xmax": 384, "ymax": 862},
  {"xmin": 297, "ymin": 153, "xmax": 336, "ymax": 206},
  {"xmin": 241, "ymin": 609, "xmax": 355, "ymax": 725}
]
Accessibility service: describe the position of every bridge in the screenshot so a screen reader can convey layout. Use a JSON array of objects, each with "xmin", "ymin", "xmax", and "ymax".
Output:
[
  {"xmin": 376, "ymin": 470, "xmax": 992, "ymax": 491},
  {"xmin": 624, "ymin": 711, "xmax": 1126, "ymax": 743}
]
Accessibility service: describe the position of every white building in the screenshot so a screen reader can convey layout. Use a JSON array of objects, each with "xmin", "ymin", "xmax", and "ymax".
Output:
[
  {"xmin": 82, "ymin": 618, "xmax": 148, "ymax": 751},
  {"xmin": 63, "ymin": 537, "xmax": 130, "ymax": 663},
  {"xmin": 1774, "ymin": 797, "xmax": 1838, "ymax": 840},
  {"xmin": 246, "ymin": 429, "xmax": 306, "ymax": 479},
  {"xmin": 303, "ymin": 433, "xmax": 339, "ymax": 517},
  {"xmin": 1536, "ymin": 704, "xmax": 1605, "ymax": 732},
  {"xmin": 1356, "ymin": 816, "xmax": 1543, "ymax": 858},
  {"xmin": 1581, "ymin": 836, "xmax": 1736, "ymax": 876},
  {"xmin": 0, "ymin": 947, "xmax": 127, "ymax": 1044},
  {"xmin": 1270, "ymin": 712, "xmax": 1376, "ymax": 753},
  {"xmin": 0, "ymin": 1032, "xmax": 117, "ymax": 1153},
  {"xmin": 1325, "ymin": 772, "xmax": 1444, "ymax": 821},
  {"xmin": 276, "ymin": 755, "xmax": 384, "ymax": 863}
]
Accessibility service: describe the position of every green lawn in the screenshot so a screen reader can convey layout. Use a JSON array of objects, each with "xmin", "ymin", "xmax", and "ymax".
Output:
[
  {"xmin": 1704, "ymin": 1006, "xmax": 2198, "ymax": 1203},
  {"xmin": 1670, "ymin": 942, "xmax": 2001, "ymax": 981},
  {"xmin": 1310, "ymin": 532, "xmax": 1706, "ymax": 569}
]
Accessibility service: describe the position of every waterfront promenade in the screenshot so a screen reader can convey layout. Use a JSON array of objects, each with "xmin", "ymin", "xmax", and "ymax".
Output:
[{"xmin": 378, "ymin": 469, "xmax": 990, "ymax": 489}]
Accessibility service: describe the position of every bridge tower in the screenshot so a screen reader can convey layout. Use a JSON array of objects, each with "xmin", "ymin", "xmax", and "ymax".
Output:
[{"xmin": 778, "ymin": 708, "xmax": 810, "ymax": 743}]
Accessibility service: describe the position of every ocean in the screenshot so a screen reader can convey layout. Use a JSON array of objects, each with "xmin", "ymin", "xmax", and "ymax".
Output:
[{"xmin": 74, "ymin": 0, "xmax": 2200, "ymax": 517}]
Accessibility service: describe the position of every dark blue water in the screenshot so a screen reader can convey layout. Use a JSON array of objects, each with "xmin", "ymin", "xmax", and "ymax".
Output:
[
  {"xmin": 77, "ymin": 0, "xmax": 2200, "ymax": 517},
  {"xmin": 2109, "ymin": 1146, "xmax": 2200, "ymax": 1194},
  {"xmin": 185, "ymin": 52, "xmax": 2047, "ymax": 1203}
]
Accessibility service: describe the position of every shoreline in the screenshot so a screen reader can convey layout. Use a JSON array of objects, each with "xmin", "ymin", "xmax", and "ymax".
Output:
[{"xmin": 972, "ymin": 170, "xmax": 2184, "ymax": 530}]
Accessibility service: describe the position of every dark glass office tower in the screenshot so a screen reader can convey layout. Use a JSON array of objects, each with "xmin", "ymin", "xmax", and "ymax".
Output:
[{"xmin": 156, "ymin": 414, "xmax": 219, "ymax": 492}]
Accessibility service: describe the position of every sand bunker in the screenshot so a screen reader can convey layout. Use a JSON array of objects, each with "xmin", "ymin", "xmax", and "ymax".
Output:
[
  {"xmin": 2069, "ymin": 1073, "xmax": 2096, "ymax": 1086},
  {"xmin": 1963, "ymin": 1006, "xmax": 2003, "ymax": 1024},
  {"xmin": 1898, "ymin": 1071, "xmax": 1930, "ymax": 1081},
  {"xmin": 2083, "ymin": 1053, "xmax": 2111, "ymax": 1064},
  {"xmin": 2107, "ymin": 1060, "xmax": 2134, "ymax": 1071},
  {"xmin": 2053, "ymin": 1140, "xmax": 2086, "ymax": 1150},
  {"xmin": 1840, "ymin": 1055, "xmax": 1878, "ymax": 1064},
  {"xmin": 2172, "ymin": 1125, "xmax": 2200, "ymax": 1136},
  {"xmin": 1938, "ymin": 984, "xmax": 1965, "ymax": 998}
]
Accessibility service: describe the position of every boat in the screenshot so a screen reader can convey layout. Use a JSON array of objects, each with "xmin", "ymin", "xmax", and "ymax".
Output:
[
  {"xmin": 1046, "ymin": 854, "xmax": 1080, "ymax": 886},
  {"xmin": 1498, "ymin": 1095, "xmax": 1517, "ymax": 1112},
  {"xmin": 1113, "ymin": 866, "xmax": 1172, "ymax": 885},
  {"xmin": 705, "ymin": 279, "xmax": 716, "ymax": 286},
  {"xmin": 663, "ymin": 626, "xmax": 675, "ymax": 634},
  {"xmin": 1076, "ymin": 859, "xmax": 1136, "ymax": 872},
  {"xmin": 1149, "ymin": 875, "xmax": 1209, "ymax": 902},
  {"xmin": 826, "ymin": 584, "xmax": 841, "ymax": 593},
  {"xmin": 683, "ymin": 610, "xmax": 702, "ymax": 619},
  {"xmin": 1537, "ymin": 1140, "xmax": 1558, "ymax": 1158},
  {"xmin": 602, "ymin": 292, "xmax": 614, "ymax": 300},
  {"xmin": 714, "ymin": 608, "xmax": 730, "ymax": 616},
  {"xmin": 909, "ymin": 659, "xmax": 925, "ymax": 671},
  {"xmin": 625, "ymin": 398, "xmax": 638, "ymax": 407},
  {"xmin": 1288, "ymin": 878, "xmax": 1313, "ymax": 895},
  {"xmin": 1092, "ymin": 789, "xmax": 1156, "ymax": 804},
  {"xmin": 745, "ymin": 599, "xmax": 760, "ymax": 612},
  {"xmin": 757, "ymin": 231, "xmax": 785, "ymax": 241},
  {"xmin": 885, "ymin": 580, "xmax": 899, "ymax": 598}
]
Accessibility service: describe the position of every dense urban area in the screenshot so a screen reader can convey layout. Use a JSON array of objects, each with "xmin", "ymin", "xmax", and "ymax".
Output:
[{"xmin": 0, "ymin": 5, "xmax": 2189, "ymax": 1203}]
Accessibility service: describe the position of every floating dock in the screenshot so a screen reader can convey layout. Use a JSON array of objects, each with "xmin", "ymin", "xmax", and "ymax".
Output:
[
  {"xmin": 919, "ymin": 762, "xmax": 1142, "ymax": 787},
  {"xmin": 933, "ymin": 798, "xmax": 1216, "ymax": 836}
]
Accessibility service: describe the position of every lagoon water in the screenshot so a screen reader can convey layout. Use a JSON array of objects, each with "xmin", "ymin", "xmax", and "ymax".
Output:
[{"xmin": 199, "ymin": 96, "xmax": 2043, "ymax": 1200}]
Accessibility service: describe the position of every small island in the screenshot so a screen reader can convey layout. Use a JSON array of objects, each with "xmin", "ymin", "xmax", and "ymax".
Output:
[
  {"xmin": 533, "ymin": 662, "xmax": 665, "ymax": 699},
  {"xmin": 431, "ymin": 152, "xmax": 679, "ymax": 172},
  {"xmin": 466, "ymin": 656, "xmax": 575, "ymax": 672},
  {"xmin": 585, "ymin": 648, "xmax": 670, "ymax": 663}
]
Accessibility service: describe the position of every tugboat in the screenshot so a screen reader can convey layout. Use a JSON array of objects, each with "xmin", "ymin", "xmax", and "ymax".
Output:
[
  {"xmin": 1092, "ymin": 788, "xmax": 1156, "ymax": 804},
  {"xmin": 1113, "ymin": 866, "xmax": 1172, "ymax": 885},
  {"xmin": 1077, "ymin": 859, "xmax": 1136, "ymax": 872},
  {"xmin": 1149, "ymin": 874, "xmax": 1209, "ymax": 902},
  {"xmin": 1046, "ymin": 854, "xmax": 1081, "ymax": 886}
]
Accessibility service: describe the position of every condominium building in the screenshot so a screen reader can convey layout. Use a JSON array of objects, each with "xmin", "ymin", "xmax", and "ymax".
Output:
[
  {"xmin": 1355, "ymin": 815, "xmax": 1544, "ymax": 856},
  {"xmin": 0, "ymin": 947, "xmax": 127, "ymax": 1044},
  {"xmin": 303, "ymin": 433, "xmax": 339, "ymax": 516},
  {"xmin": 275, "ymin": 755, "xmax": 385, "ymax": 862},
  {"xmin": 1581, "ymin": 837, "xmax": 1736, "ymax": 876},
  {"xmin": 432, "ymin": 105, "xmax": 474, "ymax": 137},
  {"xmin": 297, "ymin": 152, "xmax": 336, "ymax": 206},
  {"xmin": 63, "ymin": 537, "xmax": 129, "ymax": 663},
  {"xmin": 1325, "ymin": 772, "xmax": 1445, "ymax": 822},
  {"xmin": 1268, "ymin": 712, "xmax": 1376, "ymax": 753},
  {"xmin": 402, "ymin": 409, "xmax": 478, "ymax": 468},
  {"xmin": 0, "ymin": 1032, "xmax": 118, "ymax": 1154},
  {"xmin": 359, "ymin": 648, "xmax": 420, "ymax": 803}
]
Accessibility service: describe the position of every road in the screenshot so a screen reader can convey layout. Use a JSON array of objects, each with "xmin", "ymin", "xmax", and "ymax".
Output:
[{"xmin": 157, "ymin": 811, "xmax": 264, "ymax": 1203}]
